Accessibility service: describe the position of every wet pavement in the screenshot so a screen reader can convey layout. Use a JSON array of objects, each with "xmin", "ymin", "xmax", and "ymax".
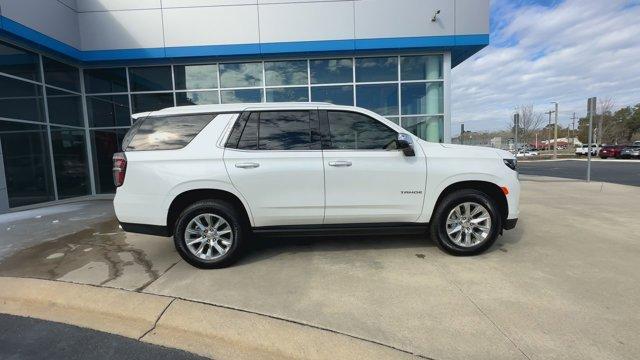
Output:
[{"xmin": 1, "ymin": 181, "xmax": 640, "ymax": 359}]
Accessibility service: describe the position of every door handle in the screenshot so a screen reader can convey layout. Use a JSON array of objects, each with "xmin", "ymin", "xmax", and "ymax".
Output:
[
  {"xmin": 328, "ymin": 160, "xmax": 352, "ymax": 167},
  {"xmin": 235, "ymin": 162, "xmax": 260, "ymax": 169}
]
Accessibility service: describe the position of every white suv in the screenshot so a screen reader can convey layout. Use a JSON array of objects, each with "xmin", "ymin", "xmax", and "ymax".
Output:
[{"xmin": 113, "ymin": 103, "xmax": 519, "ymax": 268}]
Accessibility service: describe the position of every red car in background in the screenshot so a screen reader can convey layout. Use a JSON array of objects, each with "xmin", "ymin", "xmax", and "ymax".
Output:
[{"xmin": 598, "ymin": 145, "xmax": 625, "ymax": 159}]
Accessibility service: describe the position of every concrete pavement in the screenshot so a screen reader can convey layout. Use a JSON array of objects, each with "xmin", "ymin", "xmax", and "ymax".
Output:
[{"xmin": 1, "ymin": 179, "xmax": 639, "ymax": 359}]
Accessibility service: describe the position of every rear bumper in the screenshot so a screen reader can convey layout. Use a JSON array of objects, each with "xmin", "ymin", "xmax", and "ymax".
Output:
[
  {"xmin": 119, "ymin": 222, "xmax": 170, "ymax": 237},
  {"xmin": 503, "ymin": 218, "xmax": 518, "ymax": 230}
]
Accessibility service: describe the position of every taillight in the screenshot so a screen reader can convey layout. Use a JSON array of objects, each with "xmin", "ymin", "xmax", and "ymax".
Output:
[{"xmin": 113, "ymin": 152, "xmax": 127, "ymax": 187}]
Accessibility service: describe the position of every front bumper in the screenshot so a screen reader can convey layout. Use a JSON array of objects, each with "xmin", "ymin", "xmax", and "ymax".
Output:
[{"xmin": 503, "ymin": 218, "xmax": 518, "ymax": 230}]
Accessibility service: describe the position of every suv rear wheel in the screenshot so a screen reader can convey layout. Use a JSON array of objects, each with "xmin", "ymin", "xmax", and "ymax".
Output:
[
  {"xmin": 174, "ymin": 200, "xmax": 246, "ymax": 268},
  {"xmin": 430, "ymin": 189, "xmax": 501, "ymax": 255}
]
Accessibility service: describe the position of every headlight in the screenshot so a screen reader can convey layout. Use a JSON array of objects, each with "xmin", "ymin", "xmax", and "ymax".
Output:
[{"xmin": 503, "ymin": 158, "xmax": 517, "ymax": 171}]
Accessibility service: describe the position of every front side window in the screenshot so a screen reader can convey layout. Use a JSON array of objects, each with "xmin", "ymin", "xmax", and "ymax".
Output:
[
  {"xmin": 326, "ymin": 111, "xmax": 397, "ymax": 150},
  {"xmin": 123, "ymin": 114, "xmax": 215, "ymax": 151},
  {"xmin": 234, "ymin": 111, "xmax": 311, "ymax": 151}
]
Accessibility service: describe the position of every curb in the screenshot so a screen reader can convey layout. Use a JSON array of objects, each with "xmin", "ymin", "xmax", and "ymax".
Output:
[{"xmin": 0, "ymin": 277, "xmax": 419, "ymax": 360}]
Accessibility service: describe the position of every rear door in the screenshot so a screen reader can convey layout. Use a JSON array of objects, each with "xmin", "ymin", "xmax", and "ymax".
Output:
[
  {"xmin": 224, "ymin": 110, "xmax": 324, "ymax": 227},
  {"xmin": 321, "ymin": 110, "xmax": 427, "ymax": 224}
]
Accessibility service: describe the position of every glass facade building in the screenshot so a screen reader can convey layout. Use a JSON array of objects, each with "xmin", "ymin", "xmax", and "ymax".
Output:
[{"xmin": 0, "ymin": 39, "xmax": 446, "ymax": 210}]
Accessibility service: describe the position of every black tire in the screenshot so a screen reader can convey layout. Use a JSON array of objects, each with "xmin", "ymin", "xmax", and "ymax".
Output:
[
  {"xmin": 600, "ymin": 157, "xmax": 607, "ymax": 159},
  {"xmin": 173, "ymin": 200, "xmax": 246, "ymax": 269},
  {"xmin": 429, "ymin": 189, "xmax": 502, "ymax": 256}
]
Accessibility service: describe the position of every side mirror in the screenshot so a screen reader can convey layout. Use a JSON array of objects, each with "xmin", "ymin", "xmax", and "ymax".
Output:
[{"xmin": 397, "ymin": 133, "xmax": 415, "ymax": 157}]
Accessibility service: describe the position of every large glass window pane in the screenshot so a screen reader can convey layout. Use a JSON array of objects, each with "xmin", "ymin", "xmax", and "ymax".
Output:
[
  {"xmin": 176, "ymin": 91, "xmax": 219, "ymax": 106},
  {"xmin": 402, "ymin": 116, "xmax": 443, "ymax": 143},
  {"xmin": 310, "ymin": 85, "xmax": 353, "ymax": 106},
  {"xmin": 220, "ymin": 89, "xmax": 263, "ymax": 103},
  {"xmin": 42, "ymin": 57, "xmax": 80, "ymax": 92},
  {"xmin": 310, "ymin": 58, "xmax": 352, "ymax": 84},
  {"xmin": 264, "ymin": 60, "xmax": 307, "ymax": 86},
  {"xmin": 356, "ymin": 84, "xmax": 398, "ymax": 116},
  {"xmin": 174, "ymin": 64, "xmax": 218, "ymax": 90},
  {"xmin": 355, "ymin": 57, "xmax": 397, "ymax": 82},
  {"xmin": 266, "ymin": 87, "xmax": 308, "ymax": 102},
  {"xmin": 0, "ymin": 41, "xmax": 40, "ymax": 81},
  {"xmin": 326, "ymin": 111, "xmax": 397, "ymax": 150},
  {"xmin": 401, "ymin": 82, "xmax": 443, "ymax": 115},
  {"xmin": 47, "ymin": 88, "xmax": 83, "ymax": 127},
  {"xmin": 86, "ymin": 95, "xmax": 130, "ymax": 127},
  {"xmin": 219, "ymin": 62, "xmax": 262, "ymax": 88},
  {"xmin": 401, "ymin": 55, "xmax": 443, "ymax": 81},
  {"xmin": 50, "ymin": 127, "xmax": 90, "ymax": 199},
  {"xmin": 0, "ymin": 121, "xmax": 54, "ymax": 207},
  {"xmin": 258, "ymin": 111, "xmax": 311, "ymax": 150},
  {"xmin": 131, "ymin": 93, "xmax": 174, "ymax": 113},
  {"xmin": 129, "ymin": 66, "xmax": 172, "ymax": 92},
  {"xmin": 0, "ymin": 76, "xmax": 45, "ymax": 122},
  {"xmin": 84, "ymin": 68, "xmax": 127, "ymax": 93},
  {"xmin": 91, "ymin": 129, "xmax": 128, "ymax": 194}
]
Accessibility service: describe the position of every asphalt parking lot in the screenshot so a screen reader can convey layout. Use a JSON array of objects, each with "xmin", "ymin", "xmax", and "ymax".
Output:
[
  {"xmin": 1, "ymin": 178, "xmax": 639, "ymax": 359},
  {"xmin": 518, "ymin": 159, "xmax": 640, "ymax": 186}
]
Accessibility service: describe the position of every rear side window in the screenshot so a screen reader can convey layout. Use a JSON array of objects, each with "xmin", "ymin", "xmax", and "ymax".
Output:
[
  {"xmin": 232, "ymin": 111, "xmax": 312, "ymax": 150},
  {"xmin": 123, "ymin": 114, "xmax": 216, "ymax": 151}
]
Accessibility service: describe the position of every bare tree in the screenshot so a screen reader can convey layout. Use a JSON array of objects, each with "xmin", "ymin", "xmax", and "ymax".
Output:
[
  {"xmin": 598, "ymin": 98, "xmax": 614, "ymax": 143},
  {"xmin": 507, "ymin": 105, "xmax": 545, "ymax": 145}
]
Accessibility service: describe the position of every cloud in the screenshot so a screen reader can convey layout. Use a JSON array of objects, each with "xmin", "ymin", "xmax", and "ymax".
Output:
[{"xmin": 451, "ymin": 0, "xmax": 640, "ymax": 135}]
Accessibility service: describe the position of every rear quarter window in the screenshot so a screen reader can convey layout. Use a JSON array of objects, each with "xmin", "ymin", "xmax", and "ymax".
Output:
[{"xmin": 122, "ymin": 114, "xmax": 216, "ymax": 151}]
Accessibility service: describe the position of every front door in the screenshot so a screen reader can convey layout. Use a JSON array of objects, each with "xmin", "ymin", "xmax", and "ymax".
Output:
[
  {"xmin": 321, "ymin": 110, "xmax": 427, "ymax": 224},
  {"xmin": 224, "ymin": 111, "xmax": 324, "ymax": 227}
]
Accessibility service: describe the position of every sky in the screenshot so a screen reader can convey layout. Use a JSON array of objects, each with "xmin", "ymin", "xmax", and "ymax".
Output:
[{"xmin": 450, "ymin": 0, "xmax": 640, "ymax": 136}]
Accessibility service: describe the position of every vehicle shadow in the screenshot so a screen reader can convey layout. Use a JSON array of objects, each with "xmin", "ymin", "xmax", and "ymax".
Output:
[
  {"xmin": 236, "ymin": 223, "xmax": 525, "ymax": 266},
  {"xmin": 238, "ymin": 233, "xmax": 436, "ymax": 266}
]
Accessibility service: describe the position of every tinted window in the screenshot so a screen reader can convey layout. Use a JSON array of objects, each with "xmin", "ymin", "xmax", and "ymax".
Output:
[
  {"xmin": 125, "ymin": 114, "xmax": 215, "ymax": 151},
  {"xmin": 91, "ymin": 128, "xmax": 128, "ymax": 193},
  {"xmin": 310, "ymin": 58, "xmax": 352, "ymax": 84},
  {"xmin": 310, "ymin": 85, "xmax": 353, "ymax": 106},
  {"xmin": 326, "ymin": 111, "xmax": 397, "ymax": 150},
  {"xmin": 131, "ymin": 93, "xmax": 174, "ymax": 113},
  {"xmin": 400, "ymin": 55, "xmax": 443, "ymax": 80},
  {"xmin": 174, "ymin": 64, "xmax": 218, "ymax": 90},
  {"xmin": 356, "ymin": 84, "xmax": 398, "ymax": 116},
  {"xmin": 355, "ymin": 57, "xmax": 397, "ymax": 82},
  {"xmin": 225, "ymin": 113, "xmax": 250, "ymax": 148},
  {"xmin": 0, "ymin": 120, "xmax": 54, "ymax": 207},
  {"xmin": 237, "ymin": 112, "xmax": 258, "ymax": 150},
  {"xmin": 219, "ymin": 62, "xmax": 262, "ymax": 88},
  {"xmin": 0, "ymin": 40, "xmax": 41, "ymax": 81},
  {"xmin": 176, "ymin": 91, "xmax": 219, "ymax": 106},
  {"xmin": 86, "ymin": 95, "xmax": 130, "ymax": 127},
  {"xmin": 84, "ymin": 67, "xmax": 127, "ymax": 93},
  {"xmin": 42, "ymin": 57, "xmax": 80, "ymax": 92},
  {"xmin": 266, "ymin": 87, "xmax": 308, "ymax": 102},
  {"xmin": 129, "ymin": 66, "xmax": 172, "ymax": 92},
  {"xmin": 259, "ymin": 111, "xmax": 311, "ymax": 150},
  {"xmin": 46, "ymin": 88, "xmax": 84, "ymax": 127},
  {"xmin": 220, "ymin": 89, "xmax": 263, "ymax": 103},
  {"xmin": 401, "ymin": 82, "xmax": 443, "ymax": 115},
  {"xmin": 0, "ymin": 76, "xmax": 45, "ymax": 122},
  {"xmin": 50, "ymin": 127, "xmax": 91, "ymax": 199},
  {"xmin": 264, "ymin": 60, "xmax": 307, "ymax": 86}
]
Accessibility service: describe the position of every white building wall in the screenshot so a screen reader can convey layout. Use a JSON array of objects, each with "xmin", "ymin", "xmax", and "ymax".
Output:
[{"xmin": 1, "ymin": 0, "xmax": 489, "ymax": 52}]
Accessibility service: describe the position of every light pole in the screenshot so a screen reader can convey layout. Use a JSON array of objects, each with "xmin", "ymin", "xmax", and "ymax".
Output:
[
  {"xmin": 551, "ymin": 102, "xmax": 558, "ymax": 159},
  {"xmin": 545, "ymin": 110, "xmax": 554, "ymax": 151}
]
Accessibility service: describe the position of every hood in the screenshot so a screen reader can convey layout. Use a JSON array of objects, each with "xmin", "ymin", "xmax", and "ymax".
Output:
[{"xmin": 439, "ymin": 143, "xmax": 514, "ymax": 159}]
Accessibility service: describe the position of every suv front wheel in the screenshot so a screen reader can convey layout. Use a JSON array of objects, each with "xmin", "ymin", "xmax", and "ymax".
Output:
[
  {"xmin": 430, "ymin": 189, "xmax": 501, "ymax": 255},
  {"xmin": 174, "ymin": 200, "xmax": 246, "ymax": 268}
]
